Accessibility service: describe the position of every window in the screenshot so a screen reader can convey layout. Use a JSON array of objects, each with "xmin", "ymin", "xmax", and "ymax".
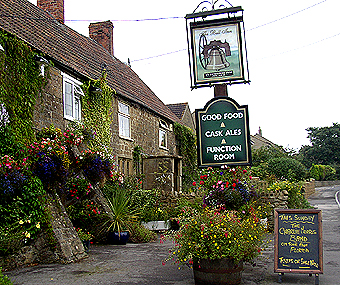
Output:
[
  {"xmin": 118, "ymin": 102, "xmax": 130, "ymax": 138},
  {"xmin": 62, "ymin": 73, "xmax": 83, "ymax": 121},
  {"xmin": 159, "ymin": 120, "xmax": 168, "ymax": 149}
]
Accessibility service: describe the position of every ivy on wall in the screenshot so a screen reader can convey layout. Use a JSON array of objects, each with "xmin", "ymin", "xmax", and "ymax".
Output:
[
  {"xmin": 0, "ymin": 30, "xmax": 47, "ymax": 145},
  {"xmin": 81, "ymin": 72, "xmax": 115, "ymax": 159},
  {"xmin": 174, "ymin": 122, "xmax": 197, "ymax": 189}
]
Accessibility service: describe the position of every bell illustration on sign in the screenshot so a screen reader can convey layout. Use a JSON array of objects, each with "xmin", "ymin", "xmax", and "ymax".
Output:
[{"xmin": 199, "ymin": 34, "xmax": 231, "ymax": 71}]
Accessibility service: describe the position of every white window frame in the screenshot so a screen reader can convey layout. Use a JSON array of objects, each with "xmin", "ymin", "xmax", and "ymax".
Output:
[
  {"xmin": 62, "ymin": 73, "xmax": 83, "ymax": 121},
  {"xmin": 118, "ymin": 102, "xmax": 131, "ymax": 139},
  {"xmin": 159, "ymin": 120, "xmax": 168, "ymax": 149}
]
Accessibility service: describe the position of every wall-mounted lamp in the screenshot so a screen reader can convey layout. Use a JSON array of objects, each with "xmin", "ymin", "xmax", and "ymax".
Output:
[
  {"xmin": 89, "ymin": 86, "xmax": 102, "ymax": 95},
  {"xmin": 34, "ymin": 54, "xmax": 49, "ymax": 64},
  {"xmin": 34, "ymin": 54, "xmax": 49, "ymax": 76}
]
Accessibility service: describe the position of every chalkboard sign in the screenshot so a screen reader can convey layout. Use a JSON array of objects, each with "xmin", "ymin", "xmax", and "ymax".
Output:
[{"xmin": 274, "ymin": 209, "xmax": 323, "ymax": 274}]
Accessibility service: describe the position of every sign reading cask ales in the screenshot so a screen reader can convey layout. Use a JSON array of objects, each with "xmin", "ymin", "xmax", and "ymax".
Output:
[
  {"xmin": 195, "ymin": 97, "xmax": 251, "ymax": 168},
  {"xmin": 274, "ymin": 209, "xmax": 323, "ymax": 274}
]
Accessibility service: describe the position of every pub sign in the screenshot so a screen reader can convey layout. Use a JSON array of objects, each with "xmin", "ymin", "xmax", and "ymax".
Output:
[{"xmin": 196, "ymin": 97, "xmax": 251, "ymax": 168}]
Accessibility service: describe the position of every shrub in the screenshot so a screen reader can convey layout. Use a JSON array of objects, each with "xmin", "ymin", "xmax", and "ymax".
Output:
[
  {"xmin": 0, "ymin": 267, "xmax": 13, "ymax": 285},
  {"xmin": 267, "ymin": 181, "xmax": 311, "ymax": 209},
  {"xmin": 266, "ymin": 157, "xmax": 307, "ymax": 182},
  {"xmin": 309, "ymin": 164, "xmax": 336, "ymax": 181},
  {"xmin": 128, "ymin": 222, "xmax": 157, "ymax": 243}
]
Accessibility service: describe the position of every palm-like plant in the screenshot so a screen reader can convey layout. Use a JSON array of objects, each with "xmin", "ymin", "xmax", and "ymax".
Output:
[{"xmin": 101, "ymin": 186, "xmax": 138, "ymax": 235}]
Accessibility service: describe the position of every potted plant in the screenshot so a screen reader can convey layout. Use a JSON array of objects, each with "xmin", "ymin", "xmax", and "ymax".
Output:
[
  {"xmin": 162, "ymin": 166, "xmax": 268, "ymax": 285},
  {"xmin": 101, "ymin": 185, "xmax": 138, "ymax": 245},
  {"xmin": 163, "ymin": 205, "xmax": 266, "ymax": 284},
  {"xmin": 75, "ymin": 228, "xmax": 93, "ymax": 252}
]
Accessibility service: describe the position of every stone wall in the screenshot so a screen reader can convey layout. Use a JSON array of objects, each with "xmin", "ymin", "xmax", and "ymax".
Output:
[
  {"xmin": 33, "ymin": 66, "xmax": 68, "ymax": 131},
  {"xmin": 303, "ymin": 180, "xmax": 315, "ymax": 198},
  {"xmin": 111, "ymin": 97, "xmax": 177, "ymax": 161},
  {"xmin": 0, "ymin": 193, "xmax": 87, "ymax": 270}
]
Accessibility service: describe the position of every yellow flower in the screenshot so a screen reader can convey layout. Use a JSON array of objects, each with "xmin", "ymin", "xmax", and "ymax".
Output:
[
  {"xmin": 24, "ymin": 231, "xmax": 30, "ymax": 238},
  {"xmin": 19, "ymin": 220, "xmax": 24, "ymax": 225},
  {"xmin": 36, "ymin": 222, "xmax": 40, "ymax": 229}
]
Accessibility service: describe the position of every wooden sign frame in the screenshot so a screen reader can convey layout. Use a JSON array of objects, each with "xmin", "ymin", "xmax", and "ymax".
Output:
[{"xmin": 274, "ymin": 209, "xmax": 323, "ymax": 275}]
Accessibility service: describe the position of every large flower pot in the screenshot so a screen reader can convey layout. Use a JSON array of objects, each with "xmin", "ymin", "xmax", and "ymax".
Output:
[
  {"xmin": 107, "ymin": 231, "xmax": 130, "ymax": 245},
  {"xmin": 193, "ymin": 258, "xmax": 243, "ymax": 285}
]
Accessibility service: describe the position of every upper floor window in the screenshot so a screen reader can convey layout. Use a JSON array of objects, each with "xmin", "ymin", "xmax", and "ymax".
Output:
[
  {"xmin": 119, "ymin": 102, "xmax": 130, "ymax": 138},
  {"xmin": 159, "ymin": 120, "xmax": 168, "ymax": 149},
  {"xmin": 62, "ymin": 73, "xmax": 83, "ymax": 121}
]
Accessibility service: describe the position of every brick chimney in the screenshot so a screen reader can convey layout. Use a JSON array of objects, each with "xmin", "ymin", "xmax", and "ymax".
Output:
[
  {"xmin": 89, "ymin": 21, "xmax": 114, "ymax": 56},
  {"xmin": 37, "ymin": 0, "xmax": 64, "ymax": 24}
]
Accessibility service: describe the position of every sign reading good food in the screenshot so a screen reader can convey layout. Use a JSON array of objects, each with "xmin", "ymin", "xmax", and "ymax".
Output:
[
  {"xmin": 195, "ymin": 97, "xmax": 251, "ymax": 167},
  {"xmin": 274, "ymin": 209, "xmax": 323, "ymax": 274}
]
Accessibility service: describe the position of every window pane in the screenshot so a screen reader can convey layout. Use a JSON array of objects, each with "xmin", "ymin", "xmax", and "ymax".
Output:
[
  {"xmin": 119, "ymin": 114, "xmax": 130, "ymax": 138},
  {"xmin": 75, "ymin": 97, "xmax": 80, "ymax": 120},
  {"xmin": 119, "ymin": 102, "xmax": 129, "ymax": 115},
  {"xmin": 65, "ymin": 81, "xmax": 73, "ymax": 116},
  {"xmin": 159, "ymin": 129, "xmax": 167, "ymax": 147}
]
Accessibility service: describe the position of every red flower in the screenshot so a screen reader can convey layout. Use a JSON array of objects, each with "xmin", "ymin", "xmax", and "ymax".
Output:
[
  {"xmin": 232, "ymin": 183, "xmax": 236, "ymax": 188},
  {"xmin": 199, "ymin": 181, "xmax": 204, "ymax": 185},
  {"xmin": 192, "ymin": 181, "xmax": 197, "ymax": 186}
]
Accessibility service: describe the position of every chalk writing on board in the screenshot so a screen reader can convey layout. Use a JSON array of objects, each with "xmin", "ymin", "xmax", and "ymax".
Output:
[{"xmin": 274, "ymin": 209, "xmax": 323, "ymax": 274}]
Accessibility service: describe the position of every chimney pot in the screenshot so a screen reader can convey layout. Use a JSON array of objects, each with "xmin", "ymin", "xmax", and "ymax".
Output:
[
  {"xmin": 37, "ymin": 0, "xmax": 64, "ymax": 24},
  {"xmin": 89, "ymin": 21, "xmax": 114, "ymax": 56}
]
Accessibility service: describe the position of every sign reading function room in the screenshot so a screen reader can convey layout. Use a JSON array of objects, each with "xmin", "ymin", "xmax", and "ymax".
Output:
[{"xmin": 195, "ymin": 97, "xmax": 251, "ymax": 168}]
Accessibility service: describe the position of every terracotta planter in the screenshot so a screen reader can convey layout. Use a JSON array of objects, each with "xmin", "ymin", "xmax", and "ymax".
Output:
[{"xmin": 193, "ymin": 258, "xmax": 243, "ymax": 285}]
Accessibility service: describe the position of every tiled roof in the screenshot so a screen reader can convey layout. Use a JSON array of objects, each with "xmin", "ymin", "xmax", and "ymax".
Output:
[
  {"xmin": 0, "ymin": 0, "xmax": 179, "ymax": 123},
  {"xmin": 166, "ymin": 103, "xmax": 188, "ymax": 121}
]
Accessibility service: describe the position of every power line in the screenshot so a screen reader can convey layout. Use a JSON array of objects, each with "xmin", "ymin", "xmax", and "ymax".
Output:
[
  {"xmin": 253, "ymin": 31, "xmax": 340, "ymax": 61},
  {"xmin": 130, "ymin": 49, "xmax": 186, "ymax": 62},
  {"xmin": 246, "ymin": 0, "xmax": 327, "ymax": 31}
]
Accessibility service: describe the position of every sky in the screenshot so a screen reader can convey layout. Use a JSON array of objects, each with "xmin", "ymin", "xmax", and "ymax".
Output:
[{"xmin": 27, "ymin": 0, "xmax": 340, "ymax": 150}]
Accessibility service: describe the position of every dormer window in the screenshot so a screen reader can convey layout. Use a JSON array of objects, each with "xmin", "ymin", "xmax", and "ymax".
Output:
[{"xmin": 62, "ymin": 73, "xmax": 83, "ymax": 121}]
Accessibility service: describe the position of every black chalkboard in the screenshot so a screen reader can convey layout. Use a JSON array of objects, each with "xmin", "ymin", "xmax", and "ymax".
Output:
[{"xmin": 274, "ymin": 209, "xmax": 323, "ymax": 274}]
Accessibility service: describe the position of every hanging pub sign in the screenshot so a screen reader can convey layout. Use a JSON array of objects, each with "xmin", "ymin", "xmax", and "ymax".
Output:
[
  {"xmin": 185, "ymin": 6, "xmax": 249, "ymax": 88},
  {"xmin": 195, "ymin": 97, "xmax": 251, "ymax": 168}
]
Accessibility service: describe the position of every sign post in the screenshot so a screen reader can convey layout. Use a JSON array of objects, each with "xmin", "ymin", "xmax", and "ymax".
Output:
[
  {"xmin": 274, "ymin": 209, "xmax": 323, "ymax": 284},
  {"xmin": 195, "ymin": 97, "xmax": 251, "ymax": 168}
]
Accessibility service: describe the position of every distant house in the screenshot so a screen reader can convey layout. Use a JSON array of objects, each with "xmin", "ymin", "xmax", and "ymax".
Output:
[
  {"xmin": 250, "ymin": 127, "xmax": 277, "ymax": 149},
  {"xmin": 166, "ymin": 102, "xmax": 195, "ymax": 131},
  {"xmin": 0, "ymin": 0, "xmax": 182, "ymax": 192}
]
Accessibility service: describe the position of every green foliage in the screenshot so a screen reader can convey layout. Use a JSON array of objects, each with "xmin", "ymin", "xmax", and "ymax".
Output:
[
  {"xmin": 127, "ymin": 221, "xmax": 157, "ymax": 243},
  {"xmin": 0, "ymin": 30, "xmax": 47, "ymax": 145},
  {"xmin": 162, "ymin": 205, "xmax": 267, "ymax": 265},
  {"xmin": 81, "ymin": 73, "xmax": 115, "ymax": 157},
  {"xmin": 252, "ymin": 157, "xmax": 307, "ymax": 182},
  {"xmin": 309, "ymin": 164, "xmax": 336, "ymax": 181},
  {"xmin": 267, "ymin": 181, "xmax": 312, "ymax": 209},
  {"xmin": 174, "ymin": 122, "xmax": 197, "ymax": 190},
  {"xmin": 252, "ymin": 146, "xmax": 288, "ymax": 167},
  {"xmin": 101, "ymin": 181, "xmax": 139, "ymax": 234},
  {"xmin": 266, "ymin": 157, "xmax": 307, "ymax": 182},
  {"xmin": 300, "ymin": 123, "xmax": 340, "ymax": 168},
  {"xmin": 0, "ymin": 125, "xmax": 23, "ymax": 158},
  {"xmin": 0, "ymin": 267, "xmax": 13, "ymax": 285}
]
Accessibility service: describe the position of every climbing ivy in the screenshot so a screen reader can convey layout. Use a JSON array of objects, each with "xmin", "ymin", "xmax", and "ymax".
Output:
[
  {"xmin": 81, "ymin": 72, "xmax": 115, "ymax": 160},
  {"xmin": 174, "ymin": 122, "xmax": 197, "ymax": 189},
  {"xmin": 0, "ymin": 30, "xmax": 47, "ymax": 145}
]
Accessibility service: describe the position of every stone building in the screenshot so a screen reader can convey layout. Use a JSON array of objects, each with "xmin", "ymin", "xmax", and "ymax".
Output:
[
  {"xmin": 0, "ymin": 0, "xmax": 182, "ymax": 192},
  {"xmin": 250, "ymin": 127, "xmax": 278, "ymax": 150},
  {"xmin": 166, "ymin": 102, "xmax": 196, "ymax": 131}
]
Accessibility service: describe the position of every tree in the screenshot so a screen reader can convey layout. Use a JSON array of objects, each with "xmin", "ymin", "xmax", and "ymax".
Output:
[{"xmin": 299, "ymin": 123, "xmax": 340, "ymax": 167}]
